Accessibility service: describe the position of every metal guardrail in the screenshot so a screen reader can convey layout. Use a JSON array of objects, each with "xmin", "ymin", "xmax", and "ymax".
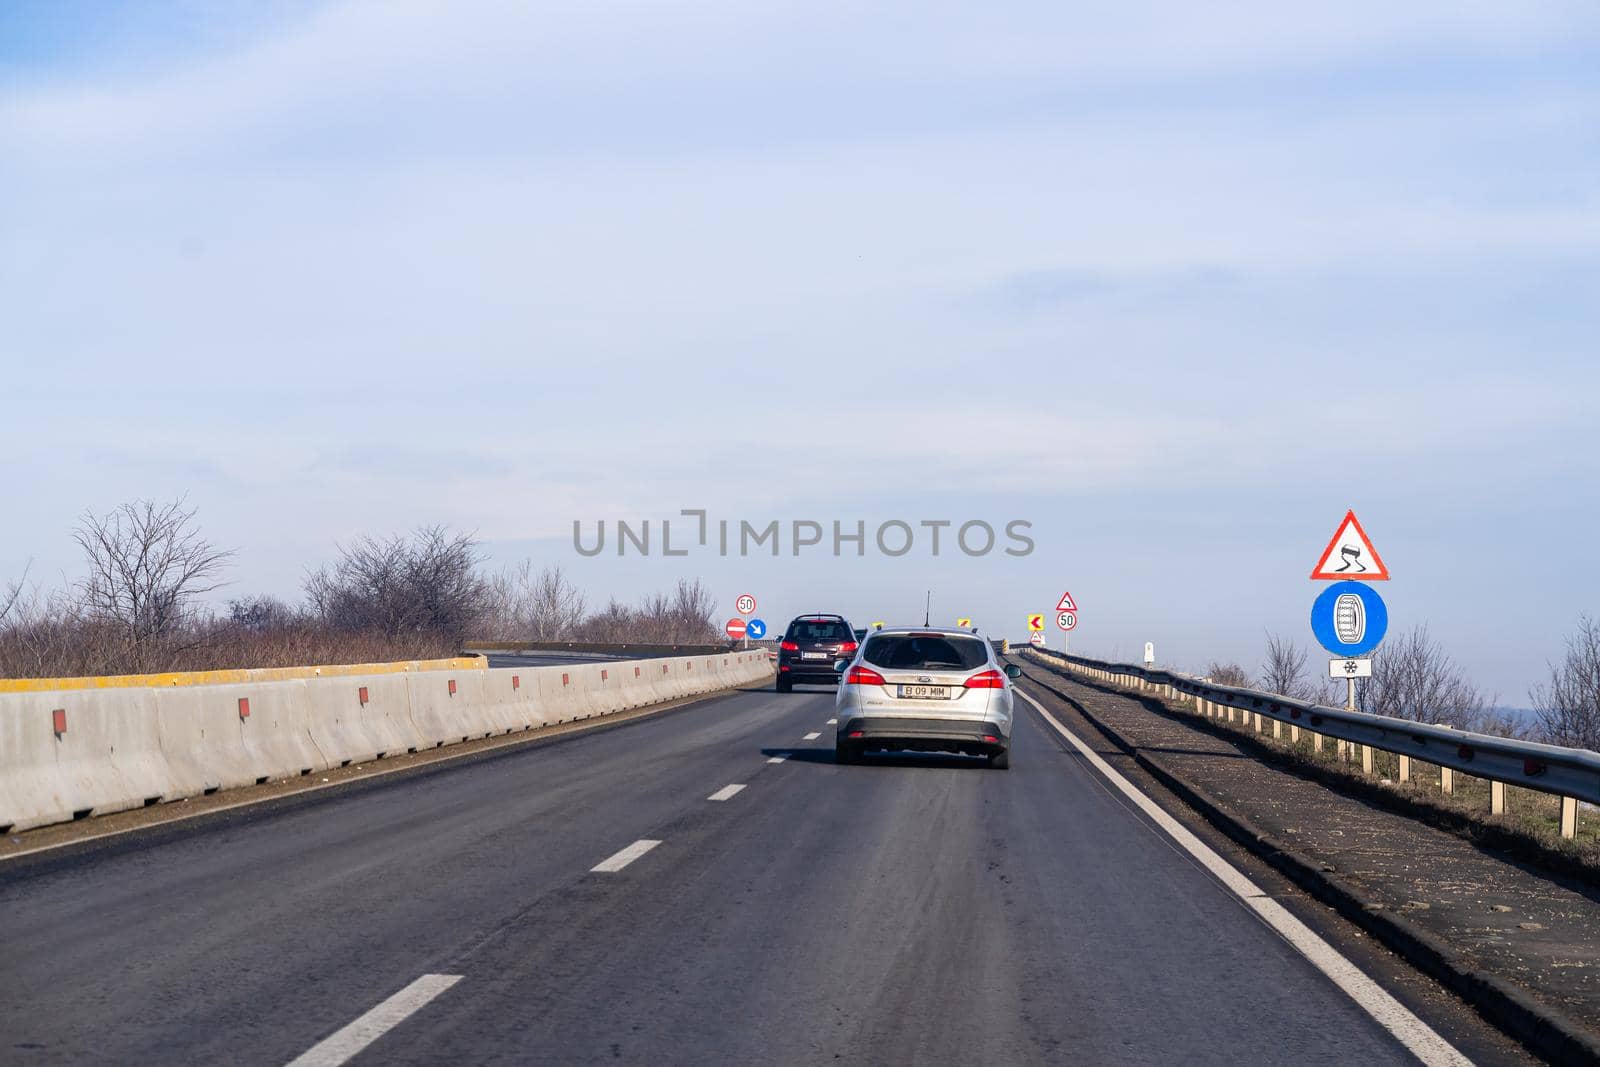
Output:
[{"xmin": 1022, "ymin": 647, "xmax": 1600, "ymax": 840}]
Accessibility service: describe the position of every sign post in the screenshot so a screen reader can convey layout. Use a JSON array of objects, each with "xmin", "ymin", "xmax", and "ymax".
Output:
[
  {"xmin": 1055, "ymin": 592, "xmax": 1078, "ymax": 653},
  {"xmin": 733, "ymin": 594, "xmax": 756, "ymax": 648},
  {"xmin": 1311, "ymin": 511, "xmax": 1392, "ymax": 762}
]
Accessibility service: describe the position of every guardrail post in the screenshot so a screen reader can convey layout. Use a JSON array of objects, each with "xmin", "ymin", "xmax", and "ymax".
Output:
[
  {"xmin": 1560, "ymin": 796, "xmax": 1578, "ymax": 839},
  {"xmin": 1440, "ymin": 766, "xmax": 1454, "ymax": 795},
  {"xmin": 1253, "ymin": 712, "xmax": 1262, "ymax": 735},
  {"xmin": 1272, "ymin": 718, "xmax": 1282, "ymax": 740},
  {"xmin": 1361, "ymin": 744, "xmax": 1373, "ymax": 776},
  {"xmin": 1336, "ymin": 739, "xmax": 1347, "ymax": 762},
  {"xmin": 1398, "ymin": 755, "xmax": 1410, "ymax": 783},
  {"xmin": 1289, "ymin": 723, "xmax": 1300, "ymax": 744},
  {"xmin": 1490, "ymin": 780, "xmax": 1505, "ymax": 816},
  {"xmin": 1311, "ymin": 731, "xmax": 1323, "ymax": 755}
]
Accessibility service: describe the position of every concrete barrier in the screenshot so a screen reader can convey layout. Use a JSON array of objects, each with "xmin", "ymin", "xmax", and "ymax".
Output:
[
  {"xmin": 0, "ymin": 689, "xmax": 170, "ymax": 831},
  {"xmin": 304, "ymin": 674, "xmax": 425, "ymax": 767},
  {"xmin": 156, "ymin": 683, "xmax": 269, "ymax": 798},
  {"xmin": 0, "ymin": 651, "xmax": 774, "ymax": 834}
]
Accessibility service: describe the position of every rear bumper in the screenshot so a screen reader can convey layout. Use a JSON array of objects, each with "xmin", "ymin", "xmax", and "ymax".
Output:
[
  {"xmin": 778, "ymin": 660, "xmax": 841, "ymax": 684},
  {"xmin": 837, "ymin": 715, "xmax": 1008, "ymax": 755}
]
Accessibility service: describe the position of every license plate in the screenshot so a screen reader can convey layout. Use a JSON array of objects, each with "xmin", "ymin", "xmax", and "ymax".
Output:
[
  {"xmin": 897, "ymin": 684, "xmax": 949, "ymax": 700},
  {"xmin": 801, "ymin": 652, "xmax": 828, "ymax": 660}
]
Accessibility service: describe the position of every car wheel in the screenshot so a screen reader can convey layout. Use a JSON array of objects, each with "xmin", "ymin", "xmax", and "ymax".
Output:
[
  {"xmin": 988, "ymin": 749, "xmax": 1010, "ymax": 770},
  {"xmin": 776, "ymin": 677, "xmax": 792, "ymax": 693}
]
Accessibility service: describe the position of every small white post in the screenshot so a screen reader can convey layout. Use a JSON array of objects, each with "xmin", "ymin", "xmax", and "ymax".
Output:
[
  {"xmin": 1361, "ymin": 744, "xmax": 1373, "ymax": 776},
  {"xmin": 1440, "ymin": 766, "xmax": 1454, "ymax": 795},
  {"xmin": 1490, "ymin": 781, "xmax": 1506, "ymax": 816},
  {"xmin": 1398, "ymin": 755, "xmax": 1411, "ymax": 783},
  {"xmin": 1560, "ymin": 796, "xmax": 1578, "ymax": 839}
]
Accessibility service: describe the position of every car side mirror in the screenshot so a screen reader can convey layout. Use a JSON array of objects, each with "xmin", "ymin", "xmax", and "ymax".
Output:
[
  {"xmin": 1004, "ymin": 664, "xmax": 1022, "ymax": 679},
  {"xmin": 833, "ymin": 659, "xmax": 849, "ymax": 673}
]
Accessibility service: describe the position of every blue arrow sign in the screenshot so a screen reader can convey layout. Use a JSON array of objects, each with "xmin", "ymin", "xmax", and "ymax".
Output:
[
  {"xmin": 1310, "ymin": 581, "xmax": 1388, "ymax": 657},
  {"xmin": 745, "ymin": 618, "xmax": 767, "ymax": 640}
]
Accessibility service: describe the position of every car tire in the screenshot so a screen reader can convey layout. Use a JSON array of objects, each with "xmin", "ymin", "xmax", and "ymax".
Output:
[
  {"xmin": 988, "ymin": 749, "xmax": 1010, "ymax": 770},
  {"xmin": 776, "ymin": 677, "xmax": 792, "ymax": 693}
]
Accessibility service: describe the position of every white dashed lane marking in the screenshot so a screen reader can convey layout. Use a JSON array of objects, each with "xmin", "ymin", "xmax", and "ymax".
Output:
[
  {"xmin": 767, "ymin": 756, "xmax": 787, "ymax": 764},
  {"xmin": 803, "ymin": 732, "xmax": 821, "ymax": 740},
  {"xmin": 590, "ymin": 839, "xmax": 662, "ymax": 873},
  {"xmin": 284, "ymin": 974, "xmax": 462, "ymax": 1067},
  {"xmin": 826, "ymin": 718, "xmax": 837, "ymax": 725},
  {"xmin": 707, "ymin": 784, "xmax": 747, "ymax": 802}
]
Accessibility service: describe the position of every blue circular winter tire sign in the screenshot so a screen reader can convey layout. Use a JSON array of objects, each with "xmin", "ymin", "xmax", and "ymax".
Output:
[{"xmin": 1310, "ymin": 581, "xmax": 1388, "ymax": 657}]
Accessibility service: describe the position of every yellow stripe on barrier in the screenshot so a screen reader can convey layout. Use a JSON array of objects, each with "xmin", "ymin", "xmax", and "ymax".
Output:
[{"xmin": 0, "ymin": 656, "xmax": 487, "ymax": 693}]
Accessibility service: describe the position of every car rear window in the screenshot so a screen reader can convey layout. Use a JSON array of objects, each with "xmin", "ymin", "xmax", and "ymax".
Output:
[
  {"xmin": 787, "ymin": 620, "xmax": 853, "ymax": 642},
  {"xmin": 862, "ymin": 634, "xmax": 989, "ymax": 671}
]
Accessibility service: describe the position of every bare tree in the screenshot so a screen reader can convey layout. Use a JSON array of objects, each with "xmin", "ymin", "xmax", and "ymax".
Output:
[
  {"xmin": 1204, "ymin": 661, "xmax": 1252, "ymax": 688},
  {"xmin": 484, "ymin": 562, "xmax": 586, "ymax": 640},
  {"xmin": 305, "ymin": 525, "xmax": 487, "ymax": 639},
  {"xmin": 1360, "ymin": 625, "xmax": 1488, "ymax": 729},
  {"xmin": 669, "ymin": 578, "xmax": 717, "ymax": 642},
  {"xmin": 1531, "ymin": 615, "xmax": 1600, "ymax": 750},
  {"xmin": 1259, "ymin": 633, "xmax": 1319, "ymax": 701},
  {"xmin": 73, "ymin": 499, "xmax": 233, "ymax": 664}
]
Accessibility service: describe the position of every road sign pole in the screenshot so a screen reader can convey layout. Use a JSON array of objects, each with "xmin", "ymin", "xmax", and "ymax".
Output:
[{"xmin": 1345, "ymin": 676, "xmax": 1357, "ymax": 712}]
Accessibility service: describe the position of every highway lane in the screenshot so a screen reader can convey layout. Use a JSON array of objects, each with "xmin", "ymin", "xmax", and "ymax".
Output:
[{"xmin": 0, "ymin": 679, "xmax": 1477, "ymax": 1064}]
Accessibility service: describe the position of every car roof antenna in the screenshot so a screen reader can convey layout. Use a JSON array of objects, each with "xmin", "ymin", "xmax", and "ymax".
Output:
[{"xmin": 923, "ymin": 590, "xmax": 931, "ymax": 627}]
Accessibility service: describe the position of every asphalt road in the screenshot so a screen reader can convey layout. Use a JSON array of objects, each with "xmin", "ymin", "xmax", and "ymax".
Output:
[{"xmin": 0, "ymin": 679, "xmax": 1490, "ymax": 1065}]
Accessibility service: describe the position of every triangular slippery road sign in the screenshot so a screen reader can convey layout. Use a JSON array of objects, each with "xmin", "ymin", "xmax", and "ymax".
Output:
[{"xmin": 1310, "ymin": 510, "xmax": 1390, "ymax": 580}]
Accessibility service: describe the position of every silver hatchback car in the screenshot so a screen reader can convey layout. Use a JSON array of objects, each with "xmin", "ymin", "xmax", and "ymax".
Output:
[{"xmin": 833, "ymin": 627, "xmax": 1022, "ymax": 768}]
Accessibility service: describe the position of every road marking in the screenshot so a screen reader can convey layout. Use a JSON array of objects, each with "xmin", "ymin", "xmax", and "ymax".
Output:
[
  {"xmin": 1014, "ymin": 689, "xmax": 1470, "ymax": 1067},
  {"xmin": 707, "ymin": 784, "xmax": 746, "ymax": 802},
  {"xmin": 803, "ymin": 732, "xmax": 821, "ymax": 740},
  {"xmin": 767, "ymin": 755, "xmax": 787, "ymax": 764},
  {"xmin": 285, "ymin": 974, "xmax": 462, "ymax": 1067},
  {"xmin": 591, "ymin": 839, "xmax": 661, "ymax": 873},
  {"xmin": 826, "ymin": 718, "xmax": 837, "ymax": 724}
]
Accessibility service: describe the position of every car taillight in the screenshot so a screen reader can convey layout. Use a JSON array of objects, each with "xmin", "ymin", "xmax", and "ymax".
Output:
[
  {"xmin": 839, "ymin": 641, "xmax": 858, "ymax": 654},
  {"xmin": 780, "ymin": 640, "xmax": 799, "ymax": 652},
  {"xmin": 964, "ymin": 669, "xmax": 1006, "ymax": 689},
  {"xmin": 845, "ymin": 666, "xmax": 887, "ymax": 686}
]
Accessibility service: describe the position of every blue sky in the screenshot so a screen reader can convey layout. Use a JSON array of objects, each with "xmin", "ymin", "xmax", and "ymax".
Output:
[{"xmin": 2, "ymin": 1, "xmax": 1597, "ymax": 700}]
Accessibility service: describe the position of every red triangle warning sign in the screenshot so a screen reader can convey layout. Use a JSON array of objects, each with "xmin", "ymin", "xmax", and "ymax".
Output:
[
  {"xmin": 1056, "ymin": 591, "xmax": 1078, "ymax": 612},
  {"xmin": 1310, "ymin": 510, "xmax": 1390, "ymax": 580}
]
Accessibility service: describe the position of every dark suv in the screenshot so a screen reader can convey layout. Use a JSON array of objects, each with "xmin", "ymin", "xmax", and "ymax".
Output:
[{"xmin": 777, "ymin": 613, "xmax": 858, "ymax": 692}]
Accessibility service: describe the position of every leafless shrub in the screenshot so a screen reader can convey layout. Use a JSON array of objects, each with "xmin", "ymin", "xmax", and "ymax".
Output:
[
  {"xmin": 1360, "ymin": 625, "xmax": 1489, "ymax": 729},
  {"xmin": 566, "ymin": 580, "xmax": 719, "ymax": 645},
  {"xmin": 1204, "ymin": 661, "xmax": 1251, "ymax": 687},
  {"xmin": 227, "ymin": 595, "xmax": 300, "ymax": 633},
  {"xmin": 305, "ymin": 526, "xmax": 488, "ymax": 639},
  {"xmin": 72, "ymin": 498, "xmax": 234, "ymax": 669},
  {"xmin": 1531, "ymin": 615, "xmax": 1600, "ymax": 750}
]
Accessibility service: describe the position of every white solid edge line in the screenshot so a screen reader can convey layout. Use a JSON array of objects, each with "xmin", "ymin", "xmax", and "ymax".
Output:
[
  {"xmin": 591, "ymin": 838, "xmax": 662, "ymax": 873},
  {"xmin": 284, "ymin": 974, "xmax": 462, "ymax": 1067},
  {"xmin": 707, "ymin": 783, "xmax": 747, "ymax": 802},
  {"xmin": 1013, "ymin": 689, "xmax": 1472, "ymax": 1067},
  {"xmin": 802, "ymin": 732, "xmax": 821, "ymax": 740}
]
